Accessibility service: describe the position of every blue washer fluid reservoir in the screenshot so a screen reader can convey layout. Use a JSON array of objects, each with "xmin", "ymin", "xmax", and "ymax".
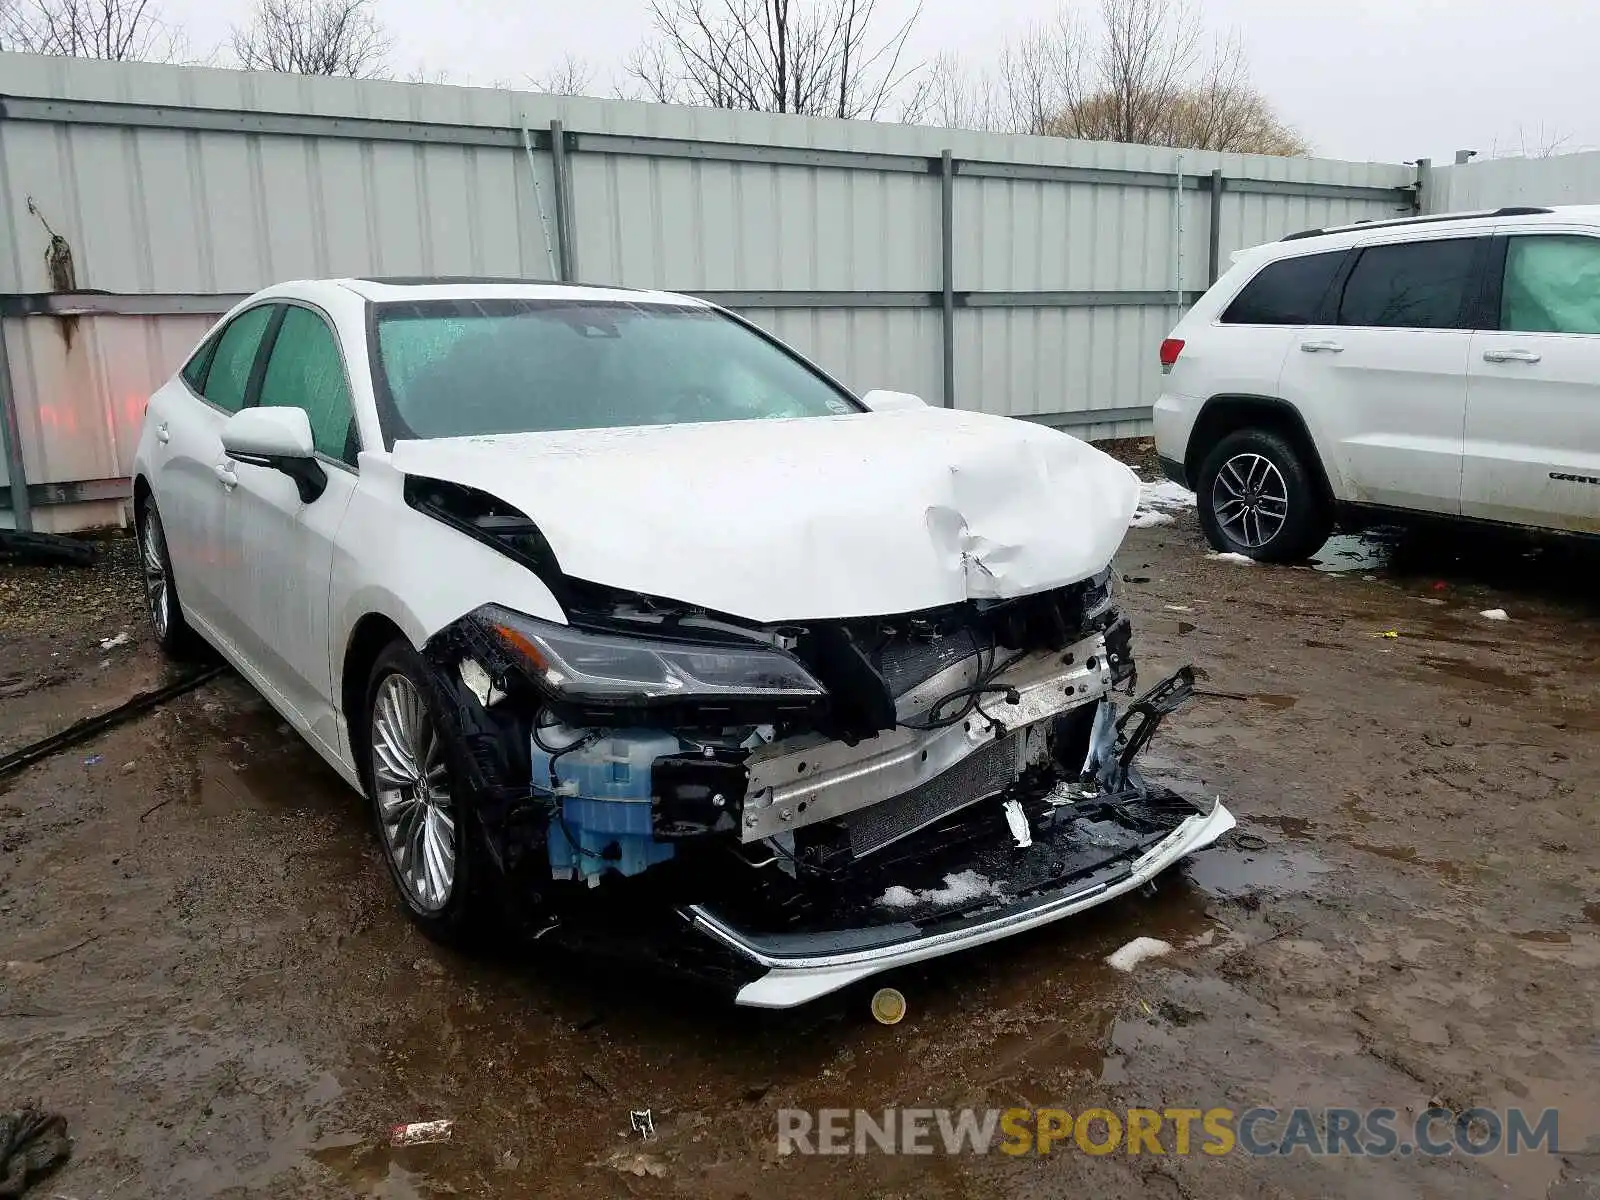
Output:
[{"xmin": 533, "ymin": 727, "xmax": 680, "ymax": 885}]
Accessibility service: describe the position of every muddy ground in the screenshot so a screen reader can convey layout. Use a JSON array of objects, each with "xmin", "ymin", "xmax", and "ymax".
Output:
[{"xmin": 3, "ymin": 462, "xmax": 1599, "ymax": 1198}]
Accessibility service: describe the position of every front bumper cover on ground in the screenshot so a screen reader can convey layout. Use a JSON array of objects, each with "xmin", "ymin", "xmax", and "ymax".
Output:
[{"xmin": 691, "ymin": 795, "xmax": 1235, "ymax": 1007}]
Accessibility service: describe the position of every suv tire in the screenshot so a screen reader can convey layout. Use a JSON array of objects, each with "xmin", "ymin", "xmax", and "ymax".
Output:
[{"xmin": 1196, "ymin": 429, "xmax": 1332, "ymax": 562}]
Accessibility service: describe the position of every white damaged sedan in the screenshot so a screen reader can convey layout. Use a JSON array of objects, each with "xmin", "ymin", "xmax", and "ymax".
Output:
[{"xmin": 132, "ymin": 278, "xmax": 1233, "ymax": 1007}]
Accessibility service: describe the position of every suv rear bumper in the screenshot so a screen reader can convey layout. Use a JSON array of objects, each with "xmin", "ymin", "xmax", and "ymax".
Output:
[{"xmin": 1157, "ymin": 455, "xmax": 1189, "ymax": 489}]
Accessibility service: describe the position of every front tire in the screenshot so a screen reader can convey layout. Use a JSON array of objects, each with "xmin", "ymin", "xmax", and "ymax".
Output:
[
  {"xmin": 362, "ymin": 640, "xmax": 490, "ymax": 945},
  {"xmin": 1197, "ymin": 429, "xmax": 1332, "ymax": 563}
]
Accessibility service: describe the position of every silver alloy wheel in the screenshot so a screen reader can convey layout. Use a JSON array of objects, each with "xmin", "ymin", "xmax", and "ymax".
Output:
[
  {"xmin": 371, "ymin": 673, "xmax": 457, "ymax": 912},
  {"xmin": 1211, "ymin": 452, "xmax": 1290, "ymax": 549},
  {"xmin": 140, "ymin": 506, "xmax": 170, "ymax": 641}
]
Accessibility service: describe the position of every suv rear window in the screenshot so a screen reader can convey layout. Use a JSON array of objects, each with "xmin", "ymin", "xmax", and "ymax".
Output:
[
  {"xmin": 1221, "ymin": 251, "xmax": 1344, "ymax": 325},
  {"xmin": 1336, "ymin": 238, "xmax": 1480, "ymax": 329}
]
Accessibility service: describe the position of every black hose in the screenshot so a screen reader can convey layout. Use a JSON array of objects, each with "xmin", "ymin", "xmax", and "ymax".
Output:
[{"xmin": 0, "ymin": 664, "xmax": 227, "ymax": 781}]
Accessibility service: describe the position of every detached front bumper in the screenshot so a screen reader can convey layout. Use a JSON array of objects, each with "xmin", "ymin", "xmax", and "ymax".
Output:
[{"xmin": 687, "ymin": 793, "xmax": 1233, "ymax": 1007}]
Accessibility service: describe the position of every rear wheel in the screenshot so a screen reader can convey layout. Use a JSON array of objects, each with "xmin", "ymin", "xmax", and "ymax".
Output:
[
  {"xmin": 362, "ymin": 640, "xmax": 491, "ymax": 945},
  {"xmin": 136, "ymin": 497, "xmax": 204, "ymax": 659},
  {"xmin": 1197, "ymin": 429, "xmax": 1332, "ymax": 562}
]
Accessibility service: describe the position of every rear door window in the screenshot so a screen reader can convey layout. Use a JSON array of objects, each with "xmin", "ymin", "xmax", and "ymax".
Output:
[
  {"xmin": 202, "ymin": 305, "xmax": 277, "ymax": 413},
  {"xmin": 1221, "ymin": 251, "xmax": 1345, "ymax": 325},
  {"xmin": 1500, "ymin": 234, "xmax": 1600, "ymax": 335},
  {"xmin": 181, "ymin": 337, "xmax": 219, "ymax": 393},
  {"xmin": 257, "ymin": 305, "xmax": 359, "ymax": 464},
  {"xmin": 1336, "ymin": 238, "xmax": 1481, "ymax": 329}
]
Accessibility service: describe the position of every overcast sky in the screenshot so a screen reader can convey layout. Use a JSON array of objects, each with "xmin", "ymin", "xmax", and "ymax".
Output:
[{"xmin": 154, "ymin": 0, "xmax": 1593, "ymax": 165}]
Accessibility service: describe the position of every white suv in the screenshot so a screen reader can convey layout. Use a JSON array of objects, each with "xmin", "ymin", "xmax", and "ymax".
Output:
[{"xmin": 1154, "ymin": 205, "xmax": 1600, "ymax": 560}]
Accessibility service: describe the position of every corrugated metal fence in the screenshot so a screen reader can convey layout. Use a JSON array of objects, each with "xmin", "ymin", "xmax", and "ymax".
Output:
[
  {"xmin": 1421, "ymin": 150, "xmax": 1600, "ymax": 214},
  {"xmin": 0, "ymin": 52, "xmax": 1417, "ymax": 531}
]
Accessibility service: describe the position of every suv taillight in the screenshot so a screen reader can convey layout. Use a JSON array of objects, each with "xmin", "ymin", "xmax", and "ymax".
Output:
[{"xmin": 1159, "ymin": 338, "xmax": 1185, "ymax": 373}]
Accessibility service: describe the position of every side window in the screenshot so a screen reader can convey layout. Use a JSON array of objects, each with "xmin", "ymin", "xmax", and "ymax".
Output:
[
  {"xmin": 1501, "ymin": 235, "xmax": 1600, "ymax": 335},
  {"xmin": 258, "ymin": 306, "xmax": 359, "ymax": 464},
  {"xmin": 1336, "ymin": 238, "xmax": 1480, "ymax": 330},
  {"xmin": 1220, "ymin": 251, "xmax": 1345, "ymax": 325},
  {"xmin": 202, "ymin": 306, "xmax": 277, "ymax": 413},
  {"xmin": 180, "ymin": 336, "xmax": 218, "ymax": 392}
]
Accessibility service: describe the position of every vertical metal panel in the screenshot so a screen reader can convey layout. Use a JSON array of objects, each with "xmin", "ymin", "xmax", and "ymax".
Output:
[
  {"xmin": 1423, "ymin": 150, "xmax": 1600, "ymax": 213},
  {"xmin": 1, "ymin": 312, "xmax": 216, "ymax": 529},
  {"xmin": 0, "ymin": 322, "xmax": 27, "ymax": 531},
  {"xmin": 939, "ymin": 149, "xmax": 954, "ymax": 409}
]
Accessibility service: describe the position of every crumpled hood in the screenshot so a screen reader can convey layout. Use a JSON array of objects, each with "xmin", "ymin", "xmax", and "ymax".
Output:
[{"xmin": 391, "ymin": 408, "xmax": 1139, "ymax": 623}]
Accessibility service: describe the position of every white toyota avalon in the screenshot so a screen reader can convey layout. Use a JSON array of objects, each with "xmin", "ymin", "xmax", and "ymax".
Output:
[{"xmin": 132, "ymin": 278, "xmax": 1233, "ymax": 1007}]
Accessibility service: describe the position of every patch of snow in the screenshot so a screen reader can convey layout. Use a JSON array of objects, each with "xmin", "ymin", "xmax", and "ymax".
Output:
[
  {"xmin": 876, "ymin": 870, "xmax": 1003, "ymax": 910},
  {"xmin": 1128, "ymin": 509, "xmax": 1175, "ymax": 529},
  {"xmin": 1206, "ymin": 552, "xmax": 1256, "ymax": 566},
  {"xmin": 1479, "ymin": 608, "xmax": 1510, "ymax": 621},
  {"xmin": 1163, "ymin": 604, "xmax": 1194, "ymax": 613},
  {"xmin": 99, "ymin": 631, "xmax": 131, "ymax": 651},
  {"xmin": 1131, "ymin": 480, "xmax": 1196, "ymax": 530},
  {"xmin": 1106, "ymin": 936, "xmax": 1174, "ymax": 972}
]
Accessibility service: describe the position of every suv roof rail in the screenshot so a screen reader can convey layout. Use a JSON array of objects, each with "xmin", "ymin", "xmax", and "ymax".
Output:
[{"xmin": 1279, "ymin": 206, "xmax": 1555, "ymax": 243}]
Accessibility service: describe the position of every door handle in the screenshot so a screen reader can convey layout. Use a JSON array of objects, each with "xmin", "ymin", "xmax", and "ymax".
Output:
[
  {"xmin": 213, "ymin": 461, "xmax": 238, "ymax": 490},
  {"xmin": 1482, "ymin": 348, "xmax": 1541, "ymax": 364},
  {"xmin": 1300, "ymin": 339, "xmax": 1344, "ymax": 353},
  {"xmin": 155, "ymin": 422, "xmax": 170, "ymax": 444}
]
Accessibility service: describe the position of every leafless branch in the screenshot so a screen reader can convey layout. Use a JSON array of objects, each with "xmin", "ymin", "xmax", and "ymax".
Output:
[
  {"xmin": 528, "ymin": 53, "xmax": 597, "ymax": 97},
  {"xmin": 4, "ymin": 0, "xmax": 184, "ymax": 60},
  {"xmin": 231, "ymin": 0, "xmax": 391, "ymax": 77},
  {"xmin": 623, "ymin": 0, "xmax": 927, "ymax": 119},
  {"xmin": 928, "ymin": 0, "xmax": 1306, "ymax": 155}
]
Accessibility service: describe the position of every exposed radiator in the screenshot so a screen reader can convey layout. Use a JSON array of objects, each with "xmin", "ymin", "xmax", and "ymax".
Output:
[
  {"xmin": 840, "ymin": 732, "xmax": 1023, "ymax": 858},
  {"xmin": 875, "ymin": 629, "xmax": 981, "ymax": 697}
]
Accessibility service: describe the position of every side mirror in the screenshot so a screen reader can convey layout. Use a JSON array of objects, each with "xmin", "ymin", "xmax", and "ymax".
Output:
[
  {"xmin": 221, "ymin": 407, "xmax": 327, "ymax": 503},
  {"xmin": 859, "ymin": 389, "xmax": 928, "ymax": 413}
]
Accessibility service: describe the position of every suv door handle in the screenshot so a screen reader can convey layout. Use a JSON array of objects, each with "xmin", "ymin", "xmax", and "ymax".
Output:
[
  {"xmin": 1300, "ymin": 339, "xmax": 1344, "ymax": 353},
  {"xmin": 155, "ymin": 422, "xmax": 171, "ymax": 444},
  {"xmin": 1483, "ymin": 348, "xmax": 1541, "ymax": 364},
  {"xmin": 213, "ymin": 461, "xmax": 238, "ymax": 490}
]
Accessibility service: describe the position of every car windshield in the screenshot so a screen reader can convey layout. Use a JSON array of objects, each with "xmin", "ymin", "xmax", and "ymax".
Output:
[{"xmin": 371, "ymin": 298, "xmax": 860, "ymax": 443}]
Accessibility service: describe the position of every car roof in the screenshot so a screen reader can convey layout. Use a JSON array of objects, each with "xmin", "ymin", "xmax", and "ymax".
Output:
[
  {"xmin": 333, "ymin": 277, "xmax": 710, "ymax": 307},
  {"xmin": 1256, "ymin": 204, "xmax": 1600, "ymax": 261}
]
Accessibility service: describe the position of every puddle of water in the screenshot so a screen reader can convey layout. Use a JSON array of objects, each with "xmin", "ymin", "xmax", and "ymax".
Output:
[
  {"xmin": 1514, "ymin": 929, "xmax": 1571, "ymax": 944},
  {"xmin": 308, "ymin": 1135, "xmax": 453, "ymax": 1199},
  {"xmin": 1312, "ymin": 530, "xmax": 1401, "ymax": 574},
  {"xmin": 1251, "ymin": 693, "xmax": 1298, "ymax": 711},
  {"xmin": 1253, "ymin": 814, "xmax": 1316, "ymax": 841},
  {"xmin": 1183, "ymin": 842, "xmax": 1332, "ymax": 899},
  {"xmin": 1417, "ymin": 655, "xmax": 1533, "ymax": 693},
  {"xmin": 1350, "ymin": 841, "xmax": 1470, "ymax": 883}
]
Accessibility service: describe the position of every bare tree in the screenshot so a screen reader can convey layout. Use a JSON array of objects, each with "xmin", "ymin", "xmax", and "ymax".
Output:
[
  {"xmin": 929, "ymin": 0, "xmax": 1306, "ymax": 156},
  {"xmin": 528, "ymin": 53, "xmax": 596, "ymax": 97},
  {"xmin": 3, "ymin": 0, "xmax": 183, "ymax": 59},
  {"xmin": 624, "ymin": 0, "xmax": 927, "ymax": 120},
  {"xmin": 231, "ymin": 0, "xmax": 390, "ymax": 77},
  {"xmin": 1487, "ymin": 124, "xmax": 1573, "ymax": 160},
  {"xmin": 923, "ymin": 52, "xmax": 1006, "ymax": 133}
]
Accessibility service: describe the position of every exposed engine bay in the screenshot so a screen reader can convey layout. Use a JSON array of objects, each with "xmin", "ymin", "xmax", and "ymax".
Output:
[{"xmin": 413, "ymin": 528, "xmax": 1232, "ymax": 1005}]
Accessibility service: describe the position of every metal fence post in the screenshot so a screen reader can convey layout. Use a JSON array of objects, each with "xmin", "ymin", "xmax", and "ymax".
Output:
[
  {"xmin": 940, "ymin": 149, "xmax": 955, "ymax": 410},
  {"xmin": 1173, "ymin": 153, "xmax": 1184, "ymax": 307},
  {"xmin": 549, "ymin": 120, "xmax": 577, "ymax": 282},
  {"xmin": 1208, "ymin": 168, "xmax": 1225, "ymax": 285},
  {"xmin": 0, "ymin": 326, "xmax": 30, "ymax": 532},
  {"xmin": 1413, "ymin": 157, "xmax": 1431, "ymax": 215}
]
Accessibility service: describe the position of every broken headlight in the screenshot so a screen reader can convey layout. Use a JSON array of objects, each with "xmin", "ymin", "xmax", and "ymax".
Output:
[
  {"xmin": 1082, "ymin": 566, "xmax": 1115, "ymax": 625},
  {"xmin": 475, "ymin": 604, "xmax": 828, "ymax": 707}
]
